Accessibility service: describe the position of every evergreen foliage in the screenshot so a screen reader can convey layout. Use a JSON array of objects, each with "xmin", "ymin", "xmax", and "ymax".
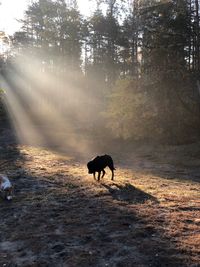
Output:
[{"xmin": 1, "ymin": 0, "xmax": 200, "ymax": 143}]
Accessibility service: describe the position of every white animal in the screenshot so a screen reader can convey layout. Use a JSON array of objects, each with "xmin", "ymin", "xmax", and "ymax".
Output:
[{"xmin": 0, "ymin": 174, "xmax": 13, "ymax": 200}]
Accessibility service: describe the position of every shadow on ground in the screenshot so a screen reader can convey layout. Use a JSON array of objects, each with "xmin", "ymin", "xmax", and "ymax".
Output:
[
  {"xmin": 0, "ymin": 173, "xmax": 189, "ymax": 267},
  {"xmin": 102, "ymin": 183, "xmax": 158, "ymax": 204}
]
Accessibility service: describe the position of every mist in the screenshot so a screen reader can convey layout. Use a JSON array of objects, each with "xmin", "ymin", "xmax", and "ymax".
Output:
[{"xmin": 1, "ymin": 50, "xmax": 111, "ymax": 159}]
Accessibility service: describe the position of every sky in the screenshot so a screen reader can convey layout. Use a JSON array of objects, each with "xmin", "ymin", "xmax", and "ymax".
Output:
[{"xmin": 0, "ymin": 0, "xmax": 93, "ymax": 35}]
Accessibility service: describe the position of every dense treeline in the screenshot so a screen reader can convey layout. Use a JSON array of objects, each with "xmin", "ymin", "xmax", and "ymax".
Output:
[{"xmin": 1, "ymin": 0, "xmax": 200, "ymax": 144}]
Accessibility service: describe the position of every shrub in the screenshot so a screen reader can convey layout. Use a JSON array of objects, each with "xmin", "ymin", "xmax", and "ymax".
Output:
[{"xmin": 105, "ymin": 78, "xmax": 157, "ymax": 140}]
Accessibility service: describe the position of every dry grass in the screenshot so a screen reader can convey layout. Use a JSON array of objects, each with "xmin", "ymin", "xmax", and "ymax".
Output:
[{"xmin": 0, "ymin": 142, "xmax": 200, "ymax": 266}]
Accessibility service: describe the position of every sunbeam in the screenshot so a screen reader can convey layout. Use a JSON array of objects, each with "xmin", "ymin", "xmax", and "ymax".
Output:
[{"xmin": 1, "ymin": 51, "xmax": 104, "ymax": 159}]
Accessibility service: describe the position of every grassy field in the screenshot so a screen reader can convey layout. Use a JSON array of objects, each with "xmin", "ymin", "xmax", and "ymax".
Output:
[{"xmin": 0, "ymin": 129, "xmax": 200, "ymax": 266}]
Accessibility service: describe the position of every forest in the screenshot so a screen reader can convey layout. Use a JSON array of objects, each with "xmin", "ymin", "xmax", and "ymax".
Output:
[
  {"xmin": 1, "ymin": 0, "xmax": 200, "ymax": 145},
  {"xmin": 0, "ymin": 1, "xmax": 200, "ymax": 267}
]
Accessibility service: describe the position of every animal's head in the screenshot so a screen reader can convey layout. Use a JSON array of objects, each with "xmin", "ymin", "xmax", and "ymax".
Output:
[{"xmin": 87, "ymin": 161, "xmax": 94, "ymax": 174}]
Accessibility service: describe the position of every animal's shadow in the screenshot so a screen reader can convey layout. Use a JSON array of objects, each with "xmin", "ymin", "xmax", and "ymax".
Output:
[{"xmin": 102, "ymin": 183, "xmax": 158, "ymax": 204}]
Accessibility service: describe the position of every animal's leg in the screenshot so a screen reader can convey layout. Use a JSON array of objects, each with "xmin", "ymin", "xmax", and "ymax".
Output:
[
  {"xmin": 93, "ymin": 172, "xmax": 96, "ymax": 180},
  {"xmin": 111, "ymin": 170, "xmax": 114, "ymax": 180},
  {"xmin": 101, "ymin": 169, "xmax": 106, "ymax": 178},
  {"xmin": 5, "ymin": 190, "xmax": 12, "ymax": 200},
  {"xmin": 97, "ymin": 171, "xmax": 101, "ymax": 181}
]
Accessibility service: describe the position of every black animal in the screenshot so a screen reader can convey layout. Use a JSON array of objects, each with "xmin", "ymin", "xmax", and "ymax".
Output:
[{"xmin": 87, "ymin": 154, "xmax": 116, "ymax": 181}]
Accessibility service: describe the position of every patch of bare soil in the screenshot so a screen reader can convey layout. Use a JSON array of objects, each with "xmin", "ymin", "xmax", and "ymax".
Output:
[{"xmin": 0, "ymin": 130, "xmax": 200, "ymax": 267}]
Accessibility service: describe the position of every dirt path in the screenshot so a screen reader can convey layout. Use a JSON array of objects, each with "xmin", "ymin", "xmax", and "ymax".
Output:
[{"xmin": 0, "ymin": 133, "xmax": 200, "ymax": 266}]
